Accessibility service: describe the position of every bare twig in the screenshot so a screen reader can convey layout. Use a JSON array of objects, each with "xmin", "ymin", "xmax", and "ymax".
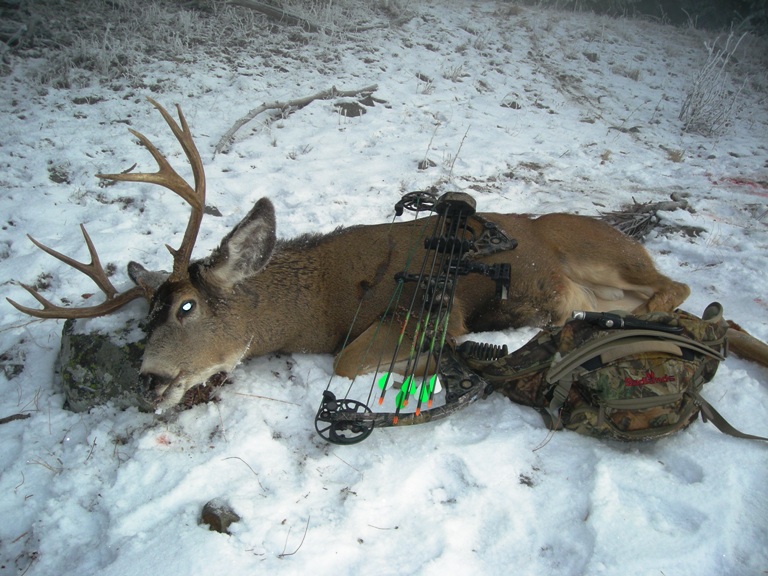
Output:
[
  {"xmin": 0, "ymin": 318, "xmax": 45, "ymax": 333},
  {"xmin": 0, "ymin": 413, "xmax": 31, "ymax": 425},
  {"xmin": 599, "ymin": 197, "xmax": 689, "ymax": 240},
  {"xmin": 223, "ymin": 455, "xmax": 258, "ymax": 476},
  {"xmin": 233, "ymin": 392, "xmax": 300, "ymax": 406},
  {"xmin": 448, "ymin": 126, "xmax": 470, "ymax": 180},
  {"xmin": 84, "ymin": 437, "xmax": 97, "ymax": 463},
  {"xmin": 215, "ymin": 84, "xmax": 378, "ymax": 155},
  {"xmin": 332, "ymin": 452, "xmax": 362, "ymax": 475},
  {"xmin": 278, "ymin": 516, "xmax": 310, "ymax": 558},
  {"xmin": 223, "ymin": 456, "xmax": 266, "ymax": 491},
  {"xmin": 421, "ymin": 123, "xmax": 440, "ymax": 168},
  {"xmin": 367, "ymin": 523, "xmax": 399, "ymax": 530},
  {"xmin": 28, "ymin": 457, "xmax": 62, "ymax": 474}
]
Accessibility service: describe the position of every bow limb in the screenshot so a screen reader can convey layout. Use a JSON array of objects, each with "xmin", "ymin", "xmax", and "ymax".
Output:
[{"xmin": 314, "ymin": 344, "xmax": 492, "ymax": 444}]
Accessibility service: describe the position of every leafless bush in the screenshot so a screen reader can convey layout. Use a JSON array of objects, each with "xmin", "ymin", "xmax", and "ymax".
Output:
[
  {"xmin": 679, "ymin": 32, "xmax": 746, "ymax": 136},
  {"xmin": 527, "ymin": 0, "xmax": 640, "ymax": 13},
  {"xmin": 4, "ymin": 0, "xmax": 271, "ymax": 88},
  {"xmin": 4, "ymin": 0, "xmax": 395, "ymax": 89}
]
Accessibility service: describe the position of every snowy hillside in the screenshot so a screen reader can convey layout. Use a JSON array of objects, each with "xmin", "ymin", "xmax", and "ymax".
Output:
[{"xmin": 0, "ymin": 2, "xmax": 766, "ymax": 575}]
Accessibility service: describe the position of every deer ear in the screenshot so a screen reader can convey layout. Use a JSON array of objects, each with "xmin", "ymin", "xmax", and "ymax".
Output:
[
  {"xmin": 128, "ymin": 261, "xmax": 168, "ymax": 296},
  {"xmin": 203, "ymin": 197, "xmax": 277, "ymax": 290}
]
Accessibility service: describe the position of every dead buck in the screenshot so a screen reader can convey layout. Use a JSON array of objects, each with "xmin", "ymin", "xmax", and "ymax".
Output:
[{"xmin": 7, "ymin": 100, "xmax": 764, "ymax": 409}]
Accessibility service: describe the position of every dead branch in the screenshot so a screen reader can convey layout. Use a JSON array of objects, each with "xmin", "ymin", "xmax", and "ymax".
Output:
[
  {"xmin": 0, "ymin": 413, "xmax": 31, "ymax": 425},
  {"xmin": 230, "ymin": 0, "xmax": 413, "ymax": 35},
  {"xmin": 599, "ymin": 197, "xmax": 689, "ymax": 240},
  {"xmin": 229, "ymin": 0, "xmax": 319, "ymax": 32},
  {"xmin": 214, "ymin": 84, "xmax": 378, "ymax": 156}
]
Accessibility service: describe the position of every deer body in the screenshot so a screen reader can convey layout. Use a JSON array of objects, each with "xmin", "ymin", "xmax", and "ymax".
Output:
[
  {"xmin": 131, "ymin": 197, "xmax": 689, "ymax": 407},
  {"xmin": 8, "ymin": 101, "xmax": 705, "ymax": 410}
]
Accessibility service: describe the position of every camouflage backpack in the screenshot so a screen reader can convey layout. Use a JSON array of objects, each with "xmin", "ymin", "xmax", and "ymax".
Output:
[{"xmin": 459, "ymin": 302, "xmax": 767, "ymax": 442}]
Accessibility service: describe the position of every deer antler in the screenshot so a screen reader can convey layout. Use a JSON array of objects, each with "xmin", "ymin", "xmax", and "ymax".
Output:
[
  {"xmin": 7, "ymin": 98, "xmax": 206, "ymax": 319},
  {"xmin": 7, "ymin": 225, "xmax": 147, "ymax": 319},
  {"xmin": 96, "ymin": 98, "xmax": 206, "ymax": 281}
]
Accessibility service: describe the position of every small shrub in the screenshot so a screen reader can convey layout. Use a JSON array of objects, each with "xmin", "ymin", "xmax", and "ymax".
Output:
[{"xmin": 679, "ymin": 32, "xmax": 746, "ymax": 136}]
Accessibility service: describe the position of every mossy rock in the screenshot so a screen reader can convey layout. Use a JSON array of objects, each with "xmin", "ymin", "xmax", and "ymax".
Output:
[
  {"xmin": 201, "ymin": 498, "xmax": 241, "ymax": 534},
  {"xmin": 58, "ymin": 316, "xmax": 152, "ymax": 412}
]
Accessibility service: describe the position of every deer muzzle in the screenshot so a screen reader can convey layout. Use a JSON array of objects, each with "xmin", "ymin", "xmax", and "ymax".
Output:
[
  {"xmin": 139, "ymin": 369, "xmax": 230, "ymax": 411},
  {"xmin": 138, "ymin": 371, "xmax": 177, "ymax": 408}
]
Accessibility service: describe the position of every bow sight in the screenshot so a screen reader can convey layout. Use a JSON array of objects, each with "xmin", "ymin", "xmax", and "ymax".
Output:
[{"xmin": 314, "ymin": 190, "xmax": 517, "ymax": 444}]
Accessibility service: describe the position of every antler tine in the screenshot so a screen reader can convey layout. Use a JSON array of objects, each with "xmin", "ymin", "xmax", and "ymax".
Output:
[
  {"xmin": 6, "ymin": 225, "xmax": 147, "ymax": 319},
  {"xmin": 96, "ymin": 97, "xmax": 206, "ymax": 281},
  {"xmin": 7, "ymin": 284, "xmax": 146, "ymax": 320},
  {"xmin": 30, "ymin": 225, "xmax": 118, "ymax": 298}
]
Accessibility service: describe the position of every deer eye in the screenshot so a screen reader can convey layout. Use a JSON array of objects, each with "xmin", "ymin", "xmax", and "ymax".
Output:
[{"xmin": 177, "ymin": 299, "xmax": 196, "ymax": 320}]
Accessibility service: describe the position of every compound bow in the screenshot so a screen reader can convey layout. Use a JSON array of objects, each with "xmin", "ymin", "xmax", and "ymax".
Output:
[{"xmin": 314, "ymin": 190, "xmax": 516, "ymax": 444}]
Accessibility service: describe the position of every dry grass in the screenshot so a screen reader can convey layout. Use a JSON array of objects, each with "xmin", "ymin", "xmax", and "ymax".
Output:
[
  {"xmin": 679, "ymin": 32, "xmax": 746, "ymax": 136},
  {"xmin": 2, "ymin": 0, "xmax": 399, "ymax": 89}
]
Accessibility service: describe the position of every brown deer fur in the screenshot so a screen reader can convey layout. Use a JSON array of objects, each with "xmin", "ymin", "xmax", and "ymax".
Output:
[{"xmin": 129, "ymin": 199, "xmax": 690, "ymax": 408}]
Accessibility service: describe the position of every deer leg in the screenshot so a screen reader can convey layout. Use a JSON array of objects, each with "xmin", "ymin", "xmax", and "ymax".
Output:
[
  {"xmin": 611, "ymin": 252, "xmax": 690, "ymax": 314},
  {"xmin": 334, "ymin": 320, "xmax": 411, "ymax": 378},
  {"xmin": 727, "ymin": 322, "xmax": 768, "ymax": 368},
  {"xmin": 562, "ymin": 250, "xmax": 690, "ymax": 317},
  {"xmin": 631, "ymin": 276, "xmax": 690, "ymax": 314},
  {"xmin": 334, "ymin": 305, "xmax": 467, "ymax": 378}
]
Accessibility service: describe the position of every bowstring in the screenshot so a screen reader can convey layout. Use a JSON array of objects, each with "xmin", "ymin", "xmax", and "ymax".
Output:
[
  {"xmin": 374, "ymin": 207, "xmax": 447, "ymax": 410},
  {"xmin": 398, "ymin": 204, "xmax": 472, "ymax": 417},
  {"xmin": 390, "ymin": 212, "xmax": 451, "ymax": 414},
  {"xmin": 423, "ymin": 210, "xmax": 473, "ymax": 410},
  {"xmin": 324, "ymin": 193, "xmax": 438, "ymax": 402}
]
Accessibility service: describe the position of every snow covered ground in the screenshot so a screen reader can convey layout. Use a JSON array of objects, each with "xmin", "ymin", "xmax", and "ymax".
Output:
[{"xmin": 1, "ymin": 2, "xmax": 766, "ymax": 574}]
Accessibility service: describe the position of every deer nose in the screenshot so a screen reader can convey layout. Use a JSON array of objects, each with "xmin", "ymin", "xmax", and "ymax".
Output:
[{"xmin": 138, "ymin": 372, "xmax": 172, "ymax": 404}]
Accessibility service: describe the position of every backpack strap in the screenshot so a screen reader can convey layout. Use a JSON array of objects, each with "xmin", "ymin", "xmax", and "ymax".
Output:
[
  {"xmin": 691, "ymin": 391, "xmax": 768, "ymax": 442},
  {"xmin": 546, "ymin": 329, "xmax": 725, "ymax": 384},
  {"xmin": 544, "ymin": 330, "xmax": 725, "ymax": 428}
]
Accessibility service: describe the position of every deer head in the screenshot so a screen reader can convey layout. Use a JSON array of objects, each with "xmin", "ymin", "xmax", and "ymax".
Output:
[{"xmin": 7, "ymin": 99, "xmax": 277, "ymax": 409}]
